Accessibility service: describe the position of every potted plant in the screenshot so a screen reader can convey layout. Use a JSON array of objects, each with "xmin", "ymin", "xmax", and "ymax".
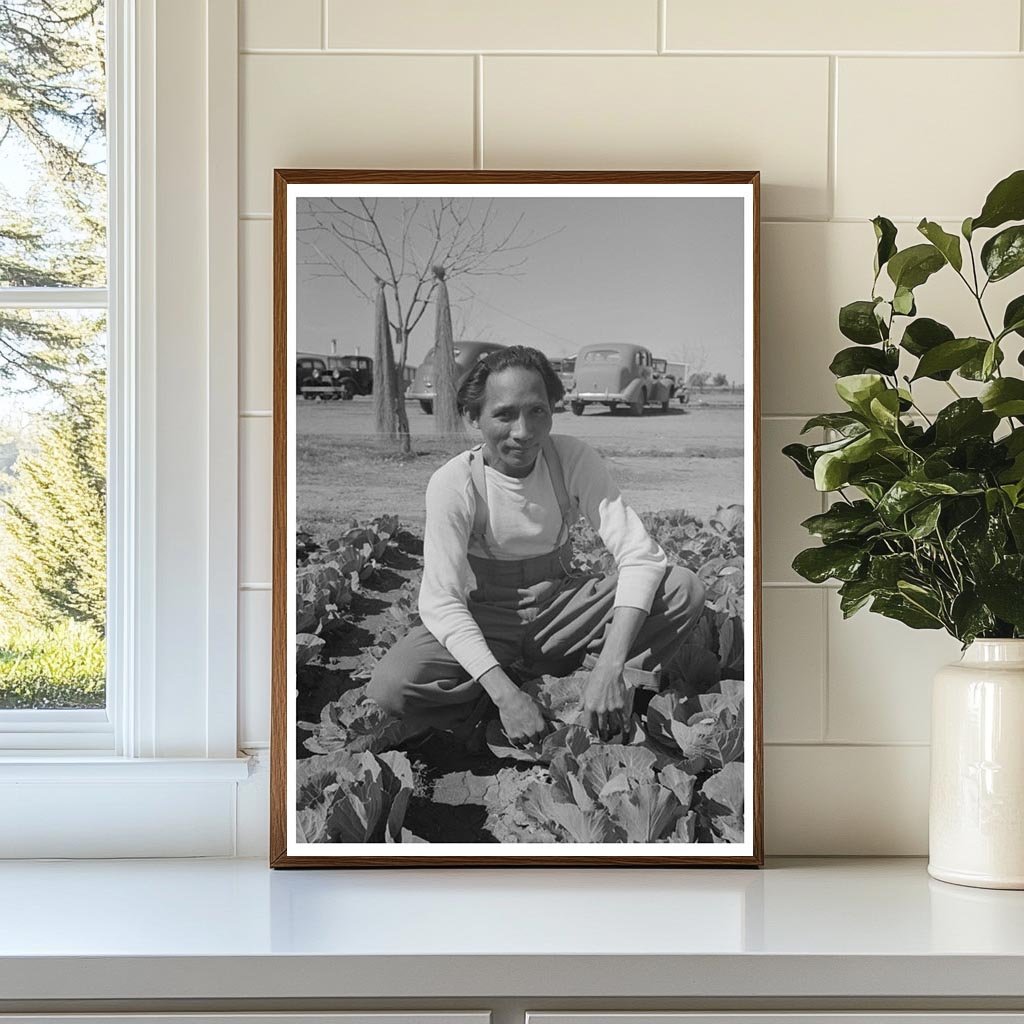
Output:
[{"xmin": 784, "ymin": 169, "xmax": 1024, "ymax": 889}]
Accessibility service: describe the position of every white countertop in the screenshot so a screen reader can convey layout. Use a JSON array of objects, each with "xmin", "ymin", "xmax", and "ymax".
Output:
[{"xmin": 2, "ymin": 857, "xmax": 1024, "ymax": 1001}]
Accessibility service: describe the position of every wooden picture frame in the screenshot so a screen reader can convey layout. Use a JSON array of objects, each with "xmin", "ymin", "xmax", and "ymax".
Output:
[{"xmin": 271, "ymin": 170, "xmax": 762, "ymax": 867}]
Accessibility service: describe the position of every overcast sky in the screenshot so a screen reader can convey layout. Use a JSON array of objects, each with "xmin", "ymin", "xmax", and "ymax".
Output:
[{"xmin": 296, "ymin": 196, "xmax": 746, "ymax": 382}]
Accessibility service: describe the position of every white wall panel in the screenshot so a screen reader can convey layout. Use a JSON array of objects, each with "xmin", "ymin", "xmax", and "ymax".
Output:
[
  {"xmin": 242, "ymin": 0, "xmax": 322, "ymax": 50},
  {"xmin": 762, "ymin": 588, "xmax": 825, "ymax": 743},
  {"xmin": 240, "ymin": 416, "xmax": 273, "ymax": 586},
  {"xmin": 328, "ymin": 0, "xmax": 657, "ymax": 51},
  {"xmin": 666, "ymin": 0, "xmax": 1021, "ymax": 52},
  {"xmin": 240, "ymin": 55, "xmax": 474, "ymax": 214},
  {"xmin": 836, "ymin": 58, "xmax": 1024, "ymax": 221},
  {"xmin": 483, "ymin": 56, "xmax": 831, "ymax": 219},
  {"xmin": 239, "ymin": 589, "xmax": 272, "ymax": 747},
  {"xmin": 240, "ymin": 219, "xmax": 272, "ymax": 411},
  {"xmin": 766, "ymin": 744, "xmax": 929, "ymax": 854},
  {"xmin": 826, "ymin": 595, "xmax": 961, "ymax": 744}
]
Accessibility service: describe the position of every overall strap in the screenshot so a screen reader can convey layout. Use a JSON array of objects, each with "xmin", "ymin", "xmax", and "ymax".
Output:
[
  {"xmin": 466, "ymin": 446, "xmax": 495, "ymax": 558},
  {"xmin": 541, "ymin": 436, "xmax": 579, "ymax": 542}
]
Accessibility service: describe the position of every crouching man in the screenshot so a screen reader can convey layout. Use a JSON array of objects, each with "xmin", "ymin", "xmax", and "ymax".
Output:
[{"xmin": 368, "ymin": 346, "xmax": 705, "ymax": 745}]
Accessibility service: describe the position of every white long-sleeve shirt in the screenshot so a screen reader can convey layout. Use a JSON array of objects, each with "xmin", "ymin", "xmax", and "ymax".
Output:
[{"xmin": 419, "ymin": 434, "xmax": 667, "ymax": 679}]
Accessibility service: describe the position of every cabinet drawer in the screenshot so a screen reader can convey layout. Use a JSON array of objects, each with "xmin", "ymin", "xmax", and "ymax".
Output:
[
  {"xmin": 528, "ymin": 1016, "xmax": 1024, "ymax": 1024},
  {"xmin": 0, "ymin": 1016, "xmax": 490, "ymax": 1024}
]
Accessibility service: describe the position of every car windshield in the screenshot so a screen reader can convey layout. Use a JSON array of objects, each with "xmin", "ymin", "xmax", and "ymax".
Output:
[{"xmin": 582, "ymin": 349, "xmax": 624, "ymax": 363}]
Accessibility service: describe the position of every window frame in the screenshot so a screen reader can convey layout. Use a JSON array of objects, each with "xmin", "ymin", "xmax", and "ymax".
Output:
[{"xmin": 0, "ymin": 0, "xmax": 246, "ymax": 856}]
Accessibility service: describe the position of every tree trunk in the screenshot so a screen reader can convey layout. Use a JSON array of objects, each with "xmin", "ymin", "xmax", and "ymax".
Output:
[
  {"xmin": 431, "ymin": 266, "xmax": 464, "ymax": 437},
  {"xmin": 372, "ymin": 281, "xmax": 398, "ymax": 436},
  {"xmin": 394, "ymin": 325, "xmax": 412, "ymax": 454}
]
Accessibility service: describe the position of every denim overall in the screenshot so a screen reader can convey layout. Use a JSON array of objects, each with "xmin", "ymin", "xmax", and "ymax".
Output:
[{"xmin": 367, "ymin": 439, "xmax": 705, "ymax": 720}]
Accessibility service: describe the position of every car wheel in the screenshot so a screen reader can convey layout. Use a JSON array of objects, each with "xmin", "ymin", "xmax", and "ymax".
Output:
[
  {"xmin": 608, "ymin": 401, "xmax": 619, "ymax": 412},
  {"xmin": 570, "ymin": 401, "xmax": 585, "ymax": 416},
  {"xmin": 630, "ymin": 391, "xmax": 645, "ymax": 417},
  {"xmin": 419, "ymin": 400, "xmax": 434, "ymax": 414}
]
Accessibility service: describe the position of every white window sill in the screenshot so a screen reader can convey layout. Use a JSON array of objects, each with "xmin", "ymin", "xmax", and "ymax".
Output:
[{"xmin": 0, "ymin": 755, "xmax": 252, "ymax": 782}]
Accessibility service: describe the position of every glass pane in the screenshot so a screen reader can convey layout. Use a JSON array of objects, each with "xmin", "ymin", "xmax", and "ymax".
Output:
[
  {"xmin": 0, "ymin": 1, "xmax": 107, "ymax": 289},
  {"xmin": 0, "ymin": 309, "xmax": 106, "ymax": 709}
]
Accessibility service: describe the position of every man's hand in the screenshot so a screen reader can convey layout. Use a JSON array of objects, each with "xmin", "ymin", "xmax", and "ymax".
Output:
[
  {"xmin": 492, "ymin": 687, "xmax": 548, "ymax": 746},
  {"xmin": 478, "ymin": 666, "xmax": 548, "ymax": 747},
  {"xmin": 582, "ymin": 660, "xmax": 630, "ymax": 741}
]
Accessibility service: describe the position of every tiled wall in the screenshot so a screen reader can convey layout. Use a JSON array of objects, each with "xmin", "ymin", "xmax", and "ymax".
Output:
[{"xmin": 236, "ymin": 0, "xmax": 1024, "ymax": 854}]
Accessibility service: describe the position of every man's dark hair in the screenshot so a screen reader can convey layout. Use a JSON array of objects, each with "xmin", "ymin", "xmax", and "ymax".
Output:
[{"xmin": 457, "ymin": 345, "xmax": 566, "ymax": 419}]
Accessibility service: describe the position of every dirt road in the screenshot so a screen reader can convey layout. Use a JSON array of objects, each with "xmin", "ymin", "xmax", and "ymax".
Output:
[{"xmin": 297, "ymin": 396, "xmax": 744, "ymax": 536}]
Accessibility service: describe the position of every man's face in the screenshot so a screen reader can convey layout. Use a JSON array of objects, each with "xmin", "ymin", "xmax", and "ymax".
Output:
[{"xmin": 471, "ymin": 366, "xmax": 553, "ymax": 478}]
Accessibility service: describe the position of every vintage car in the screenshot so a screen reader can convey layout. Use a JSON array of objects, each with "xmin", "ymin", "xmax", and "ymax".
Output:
[
  {"xmin": 327, "ymin": 354, "xmax": 373, "ymax": 396},
  {"xmin": 408, "ymin": 340, "xmax": 506, "ymax": 414},
  {"xmin": 295, "ymin": 353, "xmax": 349, "ymax": 400},
  {"xmin": 567, "ymin": 343, "xmax": 673, "ymax": 416}
]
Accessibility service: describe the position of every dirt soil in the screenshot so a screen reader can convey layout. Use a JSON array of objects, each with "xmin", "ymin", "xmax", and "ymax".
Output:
[{"xmin": 297, "ymin": 396, "xmax": 744, "ymax": 536}]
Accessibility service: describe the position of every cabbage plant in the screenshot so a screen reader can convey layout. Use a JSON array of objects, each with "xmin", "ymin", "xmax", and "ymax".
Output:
[{"xmin": 785, "ymin": 170, "xmax": 1024, "ymax": 643}]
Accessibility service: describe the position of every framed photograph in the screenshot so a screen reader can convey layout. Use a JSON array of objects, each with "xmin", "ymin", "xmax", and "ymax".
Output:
[{"xmin": 271, "ymin": 170, "xmax": 762, "ymax": 867}]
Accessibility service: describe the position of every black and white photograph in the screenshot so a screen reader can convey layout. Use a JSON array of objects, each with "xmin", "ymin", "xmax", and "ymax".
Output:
[{"xmin": 272, "ymin": 171, "xmax": 762, "ymax": 866}]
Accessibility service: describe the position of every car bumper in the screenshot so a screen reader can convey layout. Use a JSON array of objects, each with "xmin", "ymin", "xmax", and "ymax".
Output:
[
  {"xmin": 572, "ymin": 391, "xmax": 628, "ymax": 402},
  {"xmin": 406, "ymin": 389, "xmax": 433, "ymax": 401}
]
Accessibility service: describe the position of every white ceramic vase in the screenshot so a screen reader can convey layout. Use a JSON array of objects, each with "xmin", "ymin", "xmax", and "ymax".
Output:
[{"xmin": 929, "ymin": 639, "xmax": 1024, "ymax": 889}]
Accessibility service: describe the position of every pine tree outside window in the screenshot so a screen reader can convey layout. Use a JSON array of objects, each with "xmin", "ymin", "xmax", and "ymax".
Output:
[{"xmin": 0, "ymin": 1, "xmax": 109, "ymax": 737}]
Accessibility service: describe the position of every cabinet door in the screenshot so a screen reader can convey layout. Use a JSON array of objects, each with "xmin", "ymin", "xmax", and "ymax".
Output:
[
  {"xmin": 528, "ymin": 1016, "xmax": 1024, "ymax": 1024},
  {"xmin": 0, "ymin": 1015, "xmax": 490, "ymax": 1024}
]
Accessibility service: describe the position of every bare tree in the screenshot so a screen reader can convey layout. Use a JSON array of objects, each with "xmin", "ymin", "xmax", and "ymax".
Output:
[{"xmin": 297, "ymin": 198, "xmax": 543, "ymax": 453}]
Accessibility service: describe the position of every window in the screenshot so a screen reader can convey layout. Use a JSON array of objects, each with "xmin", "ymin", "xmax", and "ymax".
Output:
[
  {"xmin": 0, "ymin": 0, "xmax": 245, "ymax": 856},
  {"xmin": 0, "ymin": 2, "xmax": 109, "ymax": 734}
]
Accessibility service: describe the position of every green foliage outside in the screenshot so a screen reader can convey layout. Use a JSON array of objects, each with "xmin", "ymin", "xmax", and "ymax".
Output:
[
  {"xmin": 0, "ymin": 1, "xmax": 108, "ymax": 708},
  {"xmin": 784, "ymin": 169, "xmax": 1024, "ymax": 644},
  {"xmin": 0, "ymin": 619, "xmax": 104, "ymax": 709}
]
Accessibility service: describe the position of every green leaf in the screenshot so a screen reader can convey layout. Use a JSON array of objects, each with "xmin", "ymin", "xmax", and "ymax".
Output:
[
  {"xmin": 829, "ymin": 345, "xmax": 900, "ymax": 378},
  {"xmin": 877, "ymin": 479, "xmax": 958, "ymax": 524},
  {"xmin": 839, "ymin": 299, "xmax": 887, "ymax": 345},
  {"xmin": 900, "ymin": 317, "xmax": 955, "ymax": 358},
  {"xmin": 981, "ymin": 225, "xmax": 1024, "ymax": 282},
  {"xmin": 933, "ymin": 399, "xmax": 999, "ymax": 445},
  {"xmin": 800, "ymin": 412, "xmax": 865, "ymax": 434},
  {"xmin": 838, "ymin": 578, "xmax": 877, "ymax": 617},
  {"xmin": 949, "ymin": 592, "xmax": 996, "ymax": 644},
  {"xmin": 782, "ymin": 442, "xmax": 814, "ymax": 479},
  {"xmin": 911, "ymin": 337, "xmax": 988, "ymax": 381},
  {"xmin": 960, "ymin": 345, "xmax": 1004, "ymax": 381},
  {"xmin": 917, "ymin": 219, "xmax": 963, "ymax": 272},
  {"xmin": 887, "ymin": 244, "xmax": 946, "ymax": 291},
  {"xmin": 962, "ymin": 216, "xmax": 974, "ymax": 241},
  {"xmin": 868, "ymin": 389, "xmax": 902, "ymax": 430},
  {"xmin": 800, "ymin": 501, "xmax": 879, "ymax": 543},
  {"xmin": 872, "ymin": 216, "xmax": 898, "ymax": 277},
  {"xmin": 971, "ymin": 168, "xmax": 1024, "ymax": 232},
  {"xmin": 814, "ymin": 450, "xmax": 851, "ymax": 491},
  {"xmin": 908, "ymin": 501, "xmax": 942, "ymax": 540},
  {"xmin": 980, "ymin": 378, "xmax": 1024, "ymax": 418},
  {"xmin": 892, "ymin": 286, "xmax": 916, "ymax": 316},
  {"xmin": 868, "ymin": 552, "xmax": 915, "ymax": 587},
  {"xmin": 976, "ymin": 579, "xmax": 1024, "ymax": 629},
  {"xmin": 792, "ymin": 543, "xmax": 865, "ymax": 583},
  {"xmin": 835, "ymin": 373, "xmax": 887, "ymax": 414},
  {"xmin": 982, "ymin": 341, "xmax": 1000, "ymax": 381},
  {"xmin": 1003, "ymin": 295, "xmax": 1024, "ymax": 340},
  {"xmin": 871, "ymin": 594, "xmax": 943, "ymax": 630}
]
